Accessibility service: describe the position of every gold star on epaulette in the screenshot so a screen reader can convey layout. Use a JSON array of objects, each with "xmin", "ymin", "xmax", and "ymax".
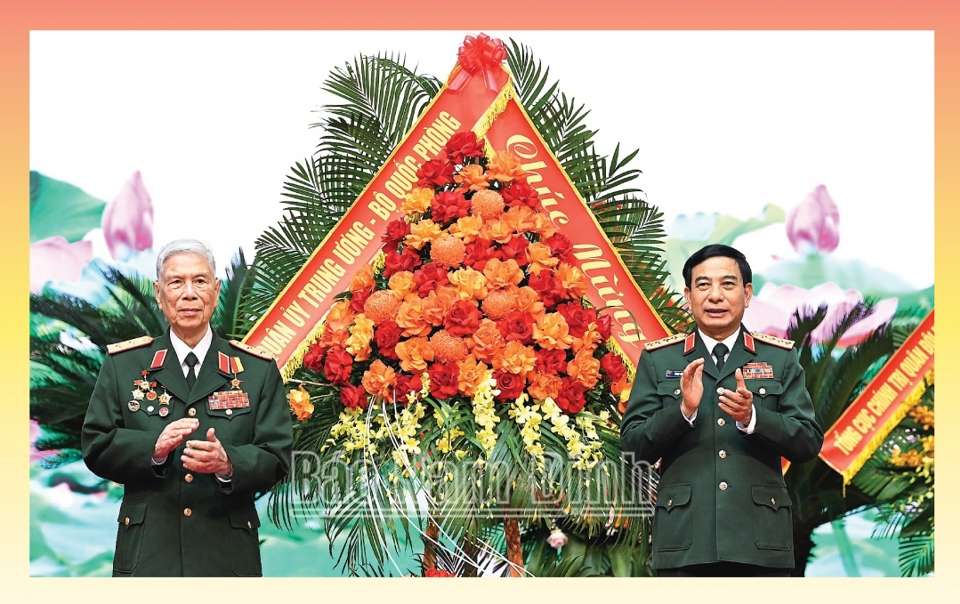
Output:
[
  {"xmin": 229, "ymin": 340, "xmax": 274, "ymax": 360},
  {"xmin": 107, "ymin": 336, "xmax": 154, "ymax": 355},
  {"xmin": 643, "ymin": 332, "xmax": 688, "ymax": 351},
  {"xmin": 751, "ymin": 332, "xmax": 795, "ymax": 350}
]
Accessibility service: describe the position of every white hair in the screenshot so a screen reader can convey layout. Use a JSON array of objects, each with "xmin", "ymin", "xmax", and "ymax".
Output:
[{"xmin": 155, "ymin": 239, "xmax": 216, "ymax": 279}]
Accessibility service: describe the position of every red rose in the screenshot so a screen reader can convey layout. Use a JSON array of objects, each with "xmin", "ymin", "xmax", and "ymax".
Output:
[
  {"xmin": 535, "ymin": 348, "xmax": 568, "ymax": 375},
  {"xmin": 340, "ymin": 383, "xmax": 368, "ymax": 410},
  {"xmin": 382, "ymin": 218, "xmax": 411, "ymax": 247},
  {"xmin": 444, "ymin": 299, "xmax": 483, "ymax": 337},
  {"xmin": 497, "ymin": 310, "xmax": 535, "ymax": 345},
  {"xmin": 350, "ymin": 286, "xmax": 374, "ymax": 314},
  {"xmin": 383, "ymin": 246, "xmax": 423, "ymax": 278},
  {"xmin": 431, "ymin": 190, "xmax": 471, "ymax": 225},
  {"xmin": 464, "ymin": 238, "xmax": 501, "ymax": 272},
  {"xmin": 527, "ymin": 271, "xmax": 565, "ymax": 309},
  {"xmin": 499, "ymin": 235, "xmax": 530, "ymax": 266},
  {"xmin": 494, "ymin": 371, "xmax": 525, "ymax": 403},
  {"xmin": 324, "ymin": 346, "xmax": 354, "ymax": 386},
  {"xmin": 596, "ymin": 313, "xmax": 612, "ymax": 341},
  {"xmin": 413, "ymin": 263, "xmax": 450, "ymax": 297},
  {"xmin": 544, "ymin": 232, "xmax": 574, "ymax": 263},
  {"xmin": 425, "ymin": 568, "xmax": 454, "ymax": 577},
  {"xmin": 502, "ymin": 179, "xmax": 541, "ymax": 210},
  {"xmin": 393, "ymin": 372, "xmax": 424, "ymax": 404},
  {"xmin": 557, "ymin": 302, "xmax": 596, "ymax": 338},
  {"xmin": 375, "ymin": 321, "xmax": 402, "ymax": 360},
  {"xmin": 428, "ymin": 362, "xmax": 460, "ymax": 399},
  {"xmin": 443, "ymin": 131, "xmax": 485, "ymax": 164},
  {"xmin": 555, "ymin": 376, "xmax": 586, "ymax": 414},
  {"xmin": 302, "ymin": 342, "xmax": 325, "ymax": 373},
  {"xmin": 416, "ymin": 157, "xmax": 455, "ymax": 188},
  {"xmin": 600, "ymin": 352, "xmax": 627, "ymax": 385}
]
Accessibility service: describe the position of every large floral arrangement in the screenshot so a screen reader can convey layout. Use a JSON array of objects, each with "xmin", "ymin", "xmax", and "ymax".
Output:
[{"xmin": 285, "ymin": 130, "xmax": 641, "ymax": 574}]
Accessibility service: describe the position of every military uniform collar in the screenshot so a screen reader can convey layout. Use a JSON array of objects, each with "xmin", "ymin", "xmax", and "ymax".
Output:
[
  {"xmin": 697, "ymin": 328, "xmax": 741, "ymax": 358},
  {"xmin": 169, "ymin": 326, "xmax": 214, "ymax": 372}
]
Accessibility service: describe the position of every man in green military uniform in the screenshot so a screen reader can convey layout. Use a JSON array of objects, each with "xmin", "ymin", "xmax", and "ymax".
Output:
[
  {"xmin": 82, "ymin": 239, "xmax": 293, "ymax": 576},
  {"xmin": 621, "ymin": 244, "xmax": 823, "ymax": 576}
]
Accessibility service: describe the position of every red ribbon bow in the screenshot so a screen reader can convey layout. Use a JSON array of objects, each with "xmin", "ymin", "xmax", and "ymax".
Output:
[{"xmin": 448, "ymin": 33, "xmax": 508, "ymax": 93}]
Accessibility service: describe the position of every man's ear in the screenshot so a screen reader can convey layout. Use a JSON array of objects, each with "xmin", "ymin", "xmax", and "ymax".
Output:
[{"xmin": 744, "ymin": 282, "xmax": 754, "ymax": 308}]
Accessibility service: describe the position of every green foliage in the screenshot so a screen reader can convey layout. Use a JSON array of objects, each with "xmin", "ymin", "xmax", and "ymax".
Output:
[{"xmin": 30, "ymin": 171, "xmax": 107, "ymax": 243}]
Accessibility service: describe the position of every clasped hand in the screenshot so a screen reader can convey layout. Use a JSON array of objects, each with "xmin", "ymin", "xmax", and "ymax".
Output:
[
  {"xmin": 680, "ymin": 359, "xmax": 754, "ymax": 425},
  {"xmin": 153, "ymin": 419, "xmax": 232, "ymax": 475}
]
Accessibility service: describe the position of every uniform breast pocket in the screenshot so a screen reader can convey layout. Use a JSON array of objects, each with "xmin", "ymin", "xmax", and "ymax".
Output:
[
  {"xmin": 206, "ymin": 404, "xmax": 253, "ymax": 421},
  {"xmin": 654, "ymin": 483, "xmax": 693, "ymax": 551},
  {"xmin": 746, "ymin": 380, "xmax": 783, "ymax": 410},
  {"xmin": 656, "ymin": 382, "xmax": 683, "ymax": 404}
]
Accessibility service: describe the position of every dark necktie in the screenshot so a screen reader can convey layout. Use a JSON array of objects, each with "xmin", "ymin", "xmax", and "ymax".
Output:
[
  {"xmin": 713, "ymin": 343, "xmax": 729, "ymax": 371},
  {"xmin": 185, "ymin": 352, "xmax": 200, "ymax": 390}
]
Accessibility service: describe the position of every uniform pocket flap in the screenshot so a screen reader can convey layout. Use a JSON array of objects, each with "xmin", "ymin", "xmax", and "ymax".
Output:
[
  {"xmin": 117, "ymin": 501, "xmax": 146, "ymax": 526},
  {"xmin": 656, "ymin": 382, "xmax": 684, "ymax": 399},
  {"xmin": 752, "ymin": 484, "xmax": 792, "ymax": 510},
  {"xmin": 746, "ymin": 380, "xmax": 783, "ymax": 397},
  {"xmin": 656, "ymin": 483, "xmax": 691, "ymax": 511},
  {"xmin": 207, "ymin": 404, "xmax": 253, "ymax": 420},
  {"xmin": 228, "ymin": 505, "xmax": 261, "ymax": 530}
]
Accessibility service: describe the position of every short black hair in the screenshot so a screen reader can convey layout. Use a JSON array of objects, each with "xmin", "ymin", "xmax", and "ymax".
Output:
[{"xmin": 682, "ymin": 244, "xmax": 752, "ymax": 289}]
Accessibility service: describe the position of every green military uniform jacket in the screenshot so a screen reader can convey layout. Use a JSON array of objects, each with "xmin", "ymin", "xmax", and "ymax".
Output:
[
  {"xmin": 81, "ymin": 330, "xmax": 293, "ymax": 576},
  {"xmin": 620, "ymin": 327, "xmax": 823, "ymax": 570}
]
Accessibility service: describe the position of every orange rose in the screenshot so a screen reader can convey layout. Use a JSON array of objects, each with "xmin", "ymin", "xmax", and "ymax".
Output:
[
  {"xmin": 482, "ymin": 258, "xmax": 523, "ymax": 290},
  {"xmin": 288, "ymin": 384, "xmax": 314, "ymax": 421},
  {"xmin": 318, "ymin": 325, "xmax": 350, "ymax": 351},
  {"xmin": 471, "ymin": 318, "xmax": 505, "ymax": 364},
  {"xmin": 486, "ymin": 150, "xmax": 526, "ymax": 183},
  {"xmin": 492, "ymin": 340, "xmax": 537, "ymax": 379},
  {"xmin": 402, "ymin": 187, "xmax": 434, "ymax": 215},
  {"xmin": 479, "ymin": 218, "xmax": 515, "ymax": 244},
  {"xmin": 527, "ymin": 370, "xmax": 562, "ymax": 401},
  {"xmin": 396, "ymin": 336, "xmax": 436, "ymax": 372},
  {"xmin": 405, "ymin": 219, "xmax": 442, "ymax": 250},
  {"xmin": 572, "ymin": 325, "xmax": 603, "ymax": 354},
  {"xmin": 567, "ymin": 349, "xmax": 601, "ymax": 389},
  {"xmin": 325, "ymin": 299, "xmax": 356, "ymax": 332},
  {"xmin": 515, "ymin": 286, "xmax": 545, "ymax": 318},
  {"xmin": 448, "ymin": 266, "xmax": 489, "ymax": 301},
  {"xmin": 388, "ymin": 271, "xmax": 418, "ymax": 301},
  {"xmin": 556, "ymin": 262, "xmax": 588, "ymax": 298},
  {"xmin": 362, "ymin": 359, "xmax": 397, "ymax": 398},
  {"xmin": 458, "ymin": 354, "xmax": 489, "ymax": 398},
  {"xmin": 502, "ymin": 205, "xmax": 537, "ymax": 235},
  {"xmin": 610, "ymin": 373, "xmax": 629, "ymax": 397},
  {"xmin": 349, "ymin": 263, "xmax": 375, "ymax": 292},
  {"xmin": 421, "ymin": 286, "xmax": 460, "ymax": 326},
  {"xmin": 530, "ymin": 212, "xmax": 556, "ymax": 238},
  {"xmin": 534, "ymin": 312, "xmax": 573, "ymax": 350},
  {"xmin": 344, "ymin": 313, "xmax": 375, "ymax": 361},
  {"xmin": 454, "ymin": 163, "xmax": 490, "ymax": 191},
  {"xmin": 526, "ymin": 242, "xmax": 559, "ymax": 274},
  {"xmin": 397, "ymin": 297, "xmax": 431, "ymax": 337},
  {"xmin": 449, "ymin": 214, "xmax": 484, "ymax": 244}
]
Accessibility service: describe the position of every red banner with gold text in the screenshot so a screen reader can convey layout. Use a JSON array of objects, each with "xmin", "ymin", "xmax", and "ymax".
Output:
[
  {"xmin": 819, "ymin": 310, "xmax": 934, "ymax": 483},
  {"xmin": 485, "ymin": 99, "xmax": 670, "ymax": 366}
]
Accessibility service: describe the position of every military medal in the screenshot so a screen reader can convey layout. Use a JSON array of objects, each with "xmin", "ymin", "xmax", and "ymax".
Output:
[
  {"xmin": 742, "ymin": 362, "xmax": 774, "ymax": 379},
  {"xmin": 159, "ymin": 406, "xmax": 170, "ymax": 417},
  {"xmin": 159, "ymin": 390, "xmax": 171, "ymax": 405},
  {"xmin": 128, "ymin": 400, "xmax": 140, "ymax": 412},
  {"xmin": 209, "ymin": 390, "xmax": 251, "ymax": 410},
  {"xmin": 132, "ymin": 389, "xmax": 144, "ymax": 400},
  {"xmin": 218, "ymin": 351, "xmax": 246, "ymax": 392}
]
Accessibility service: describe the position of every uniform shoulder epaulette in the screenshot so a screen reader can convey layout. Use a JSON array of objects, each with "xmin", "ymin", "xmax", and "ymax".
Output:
[
  {"xmin": 643, "ymin": 332, "xmax": 688, "ymax": 351},
  {"xmin": 229, "ymin": 340, "xmax": 275, "ymax": 360},
  {"xmin": 107, "ymin": 336, "xmax": 154, "ymax": 355},
  {"xmin": 751, "ymin": 332, "xmax": 795, "ymax": 350}
]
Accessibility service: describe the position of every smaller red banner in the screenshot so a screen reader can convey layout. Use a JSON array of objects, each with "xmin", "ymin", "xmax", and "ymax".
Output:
[{"xmin": 819, "ymin": 309, "xmax": 934, "ymax": 481}]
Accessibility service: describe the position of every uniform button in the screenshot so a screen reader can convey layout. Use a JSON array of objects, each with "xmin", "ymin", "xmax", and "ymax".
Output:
[
  {"xmin": 771, "ymin": 498, "xmax": 776, "ymax": 506},
  {"xmin": 719, "ymin": 481, "xmax": 728, "ymax": 491},
  {"xmin": 716, "ymin": 387, "xmax": 724, "ymax": 395},
  {"xmin": 667, "ymin": 499, "xmax": 673, "ymax": 507},
  {"xmin": 717, "ymin": 418, "xmax": 726, "ymax": 427},
  {"xmin": 124, "ymin": 517, "xmax": 130, "ymax": 526},
  {"xmin": 185, "ymin": 473, "xmax": 193, "ymax": 483},
  {"xmin": 759, "ymin": 387, "xmax": 767, "ymax": 395},
  {"xmin": 674, "ymin": 389, "xmax": 681, "ymax": 396},
  {"xmin": 226, "ymin": 409, "xmax": 233, "ymax": 416},
  {"xmin": 183, "ymin": 508, "xmax": 192, "ymax": 517},
  {"xmin": 718, "ymin": 450, "xmax": 727, "ymax": 459},
  {"xmin": 188, "ymin": 408, "xmax": 197, "ymax": 417},
  {"xmin": 247, "ymin": 521, "xmax": 252, "ymax": 529}
]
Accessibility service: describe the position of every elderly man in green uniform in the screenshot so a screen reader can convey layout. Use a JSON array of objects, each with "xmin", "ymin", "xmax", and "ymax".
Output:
[
  {"xmin": 621, "ymin": 244, "xmax": 823, "ymax": 576},
  {"xmin": 82, "ymin": 239, "xmax": 293, "ymax": 576}
]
